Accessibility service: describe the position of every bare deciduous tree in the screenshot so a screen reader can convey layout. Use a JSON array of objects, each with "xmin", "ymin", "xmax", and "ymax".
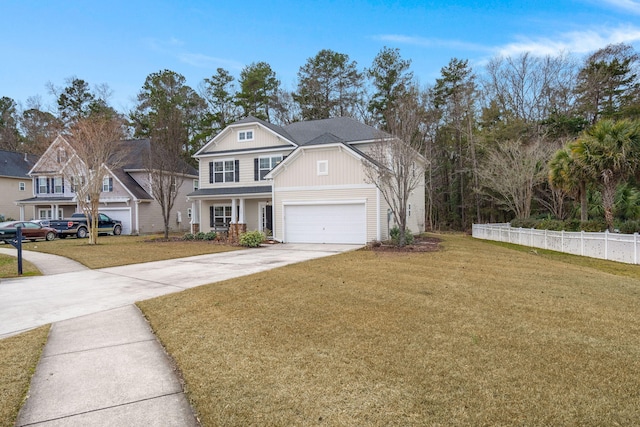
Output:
[
  {"xmin": 363, "ymin": 88, "xmax": 427, "ymax": 246},
  {"xmin": 478, "ymin": 139, "xmax": 553, "ymax": 219},
  {"xmin": 63, "ymin": 115, "xmax": 127, "ymax": 244},
  {"xmin": 145, "ymin": 141, "xmax": 190, "ymax": 239}
]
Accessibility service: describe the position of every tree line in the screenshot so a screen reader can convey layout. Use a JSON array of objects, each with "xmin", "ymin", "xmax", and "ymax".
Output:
[{"xmin": 1, "ymin": 43, "xmax": 639, "ymax": 231}]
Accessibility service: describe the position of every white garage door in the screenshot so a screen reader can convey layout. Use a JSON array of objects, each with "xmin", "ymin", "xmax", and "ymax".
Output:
[
  {"xmin": 284, "ymin": 203, "xmax": 366, "ymax": 244},
  {"xmin": 101, "ymin": 208, "xmax": 132, "ymax": 235}
]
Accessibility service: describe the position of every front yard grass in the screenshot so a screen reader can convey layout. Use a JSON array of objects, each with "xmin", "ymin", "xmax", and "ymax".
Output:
[
  {"xmin": 0, "ymin": 326, "xmax": 49, "ymax": 427},
  {"xmin": 0, "ymin": 254, "xmax": 39, "ymax": 278},
  {"xmin": 18, "ymin": 234, "xmax": 240, "ymax": 269},
  {"xmin": 139, "ymin": 233, "xmax": 640, "ymax": 426}
]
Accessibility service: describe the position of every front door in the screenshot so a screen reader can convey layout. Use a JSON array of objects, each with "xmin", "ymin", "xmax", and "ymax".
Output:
[{"xmin": 259, "ymin": 203, "xmax": 273, "ymax": 235}]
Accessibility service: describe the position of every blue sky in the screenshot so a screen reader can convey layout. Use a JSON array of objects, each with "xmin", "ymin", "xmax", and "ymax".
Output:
[{"xmin": 2, "ymin": 0, "xmax": 640, "ymax": 113}]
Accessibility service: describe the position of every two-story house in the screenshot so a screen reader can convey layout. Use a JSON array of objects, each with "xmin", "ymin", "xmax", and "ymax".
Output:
[
  {"xmin": 187, "ymin": 116, "xmax": 425, "ymax": 244},
  {"xmin": 17, "ymin": 135, "xmax": 198, "ymax": 235},
  {"xmin": 0, "ymin": 149, "xmax": 37, "ymax": 220}
]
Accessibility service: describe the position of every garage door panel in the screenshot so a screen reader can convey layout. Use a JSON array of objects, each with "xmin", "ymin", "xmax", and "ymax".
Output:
[
  {"xmin": 285, "ymin": 204, "xmax": 365, "ymax": 244},
  {"xmin": 101, "ymin": 209, "xmax": 132, "ymax": 235}
]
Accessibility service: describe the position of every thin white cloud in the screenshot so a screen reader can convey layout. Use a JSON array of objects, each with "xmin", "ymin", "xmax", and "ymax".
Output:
[
  {"xmin": 178, "ymin": 53, "xmax": 244, "ymax": 71},
  {"xmin": 143, "ymin": 37, "xmax": 243, "ymax": 71},
  {"xmin": 496, "ymin": 24, "xmax": 640, "ymax": 57},
  {"xmin": 374, "ymin": 34, "xmax": 492, "ymax": 53},
  {"xmin": 598, "ymin": 0, "xmax": 640, "ymax": 14}
]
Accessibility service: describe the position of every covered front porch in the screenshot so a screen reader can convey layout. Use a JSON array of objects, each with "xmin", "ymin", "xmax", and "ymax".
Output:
[
  {"xmin": 16, "ymin": 196, "xmax": 77, "ymax": 221},
  {"xmin": 187, "ymin": 186, "xmax": 273, "ymax": 241}
]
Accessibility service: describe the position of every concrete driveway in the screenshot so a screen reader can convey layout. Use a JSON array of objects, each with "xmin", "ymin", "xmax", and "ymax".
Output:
[{"xmin": 0, "ymin": 243, "xmax": 361, "ymax": 338}]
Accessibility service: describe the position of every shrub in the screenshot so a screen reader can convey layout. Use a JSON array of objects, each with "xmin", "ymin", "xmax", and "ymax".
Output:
[
  {"xmin": 536, "ymin": 219, "xmax": 565, "ymax": 231},
  {"xmin": 389, "ymin": 226, "xmax": 415, "ymax": 245},
  {"xmin": 617, "ymin": 220, "xmax": 640, "ymax": 234},
  {"xmin": 195, "ymin": 232, "xmax": 206, "ymax": 240},
  {"xmin": 510, "ymin": 218, "xmax": 538, "ymax": 229},
  {"xmin": 204, "ymin": 231, "xmax": 217, "ymax": 241},
  {"xmin": 239, "ymin": 230, "xmax": 265, "ymax": 247},
  {"xmin": 580, "ymin": 220, "xmax": 607, "ymax": 232},
  {"xmin": 183, "ymin": 233, "xmax": 195, "ymax": 241}
]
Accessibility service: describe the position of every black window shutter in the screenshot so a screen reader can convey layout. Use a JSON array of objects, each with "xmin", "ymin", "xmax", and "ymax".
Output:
[
  {"xmin": 209, "ymin": 206, "xmax": 214, "ymax": 227},
  {"xmin": 109, "ymin": 178, "xmax": 113, "ymax": 192},
  {"xmin": 61, "ymin": 177, "xmax": 64, "ymax": 193},
  {"xmin": 47, "ymin": 178, "xmax": 51, "ymax": 194},
  {"xmin": 235, "ymin": 160, "xmax": 240, "ymax": 182},
  {"xmin": 209, "ymin": 162, "xmax": 214, "ymax": 183},
  {"xmin": 35, "ymin": 178, "xmax": 39, "ymax": 194},
  {"xmin": 254, "ymin": 158, "xmax": 259, "ymax": 181}
]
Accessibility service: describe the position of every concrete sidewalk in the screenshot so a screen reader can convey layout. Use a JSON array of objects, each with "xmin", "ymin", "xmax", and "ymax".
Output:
[
  {"xmin": 0, "ymin": 243, "xmax": 360, "ymax": 338},
  {"xmin": 15, "ymin": 305, "xmax": 199, "ymax": 426},
  {"xmin": 0, "ymin": 247, "xmax": 88, "ymax": 275},
  {"xmin": 3, "ymin": 243, "xmax": 361, "ymax": 426}
]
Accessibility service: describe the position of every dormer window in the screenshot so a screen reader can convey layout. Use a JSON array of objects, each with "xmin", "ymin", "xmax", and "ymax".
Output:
[{"xmin": 238, "ymin": 130, "xmax": 254, "ymax": 142}]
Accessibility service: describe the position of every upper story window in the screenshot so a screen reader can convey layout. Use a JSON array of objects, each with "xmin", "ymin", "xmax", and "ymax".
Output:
[
  {"xmin": 53, "ymin": 177, "xmax": 63, "ymax": 194},
  {"xmin": 102, "ymin": 177, "xmax": 113, "ymax": 192},
  {"xmin": 257, "ymin": 155, "xmax": 283, "ymax": 180},
  {"xmin": 193, "ymin": 179, "xmax": 199, "ymax": 190},
  {"xmin": 56, "ymin": 149, "xmax": 67, "ymax": 163},
  {"xmin": 38, "ymin": 177, "xmax": 47, "ymax": 194},
  {"xmin": 238, "ymin": 130, "xmax": 254, "ymax": 142},
  {"xmin": 210, "ymin": 160, "xmax": 239, "ymax": 183},
  {"xmin": 19, "ymin": 182, "xmax": 25, "ymax": 191}
]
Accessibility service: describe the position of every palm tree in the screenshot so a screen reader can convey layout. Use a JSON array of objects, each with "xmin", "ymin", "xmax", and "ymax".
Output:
[
  {"xmin": 571, "ymin": 119, "xmax": 640, "ymax": 231},
  {"xmin": 548, "ymin": 146, "xmax": 591, "ymax": 221}
]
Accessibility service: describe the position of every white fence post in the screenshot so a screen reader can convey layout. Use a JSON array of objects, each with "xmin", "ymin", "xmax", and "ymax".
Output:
[
  {"xmin": 635, "ymin": 232, "xmax": 638, "ymax": 264},
  {"xmin": 605, "ymin": 230, "xmax": 609, "ymax": 260},
  {"xmin": 581, "ymin": 231, "xmax": 584, "ymax": 256}
]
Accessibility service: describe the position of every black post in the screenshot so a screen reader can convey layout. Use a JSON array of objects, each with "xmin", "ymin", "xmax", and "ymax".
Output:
[
  {"xmin": 16, "ymin": 226, "xmax": 22, "ymax": 275},
  {"xmin": 8, "ymin": 226, "xmax": 23, "ymax": 275}
]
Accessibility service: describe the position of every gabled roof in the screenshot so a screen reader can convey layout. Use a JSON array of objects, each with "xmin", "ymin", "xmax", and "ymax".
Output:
[
  {"xmin": 0, "ymin": 150, "xmax": 37, "ymax": 178},
  {"xmin": 283, "ymin": 117, "xmax": 390, "ymax": 145},
  {"xmin": 195, "ymin": 115, "xmax": 298, "ymax": 156}
]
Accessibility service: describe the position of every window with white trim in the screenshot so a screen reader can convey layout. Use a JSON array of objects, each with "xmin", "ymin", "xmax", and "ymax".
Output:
[
  {"xmin": 238, "ymin": 130, "xmax": 254, "ymax": 141},
  {"xmin": 317, "ymin": 160, "xmax": 328, "ymax": 176},
  {"xmin": 193, "ymin": 179, "xmax": 199, "ymax": 190},
  {"xmin": 54, "ymin": 177, "xmax": 63, "ymax": 194},
  {"xmin": 56, "ymin": 149, "xmax": 67, "ymax": 163},
  {"xmin": 38, "ymin": 208, "xmax": 63, "ymax": 220},
  {"xmin": 212, "ymin": 160, "xmax": 236, "ymax": 183},
  {"xmin": 38, "ymin": 177, "xmax": 47, "ymax": 194},
  {"xmin": 102, "ymin": 177, "xmax": 113, "ymax": 192},
  {"xmin": 187, "ymin": 208, "xmax": 192, "ymax": 219},
  {"xmin": 211, "ymin": 205, "xmax": 232, "ymax": 228},
  {"xmin": 258, "ymin": 155, "xmax": 283, "ymax": 180},
  {"xmin": 18, "ymin": 182, "xmax": 25, "ymax": 191}
]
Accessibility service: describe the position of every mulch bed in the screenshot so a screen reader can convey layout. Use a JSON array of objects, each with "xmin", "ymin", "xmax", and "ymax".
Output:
[{"xmin": 368, "ymin": 235, "xmax": 442, "ymax": 252}]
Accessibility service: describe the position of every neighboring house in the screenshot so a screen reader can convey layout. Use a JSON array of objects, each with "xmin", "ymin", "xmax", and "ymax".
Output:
[
  {"xmin": 188, "ymin": 116, "xmax": 425, "ymax": 244},
  {"xmin": 0, "ymin": 150, "xmax": 37, "ymax": 220},
  {"xmin": 17, "ymin": 135, "xmax": 198, "ymax": 235}
]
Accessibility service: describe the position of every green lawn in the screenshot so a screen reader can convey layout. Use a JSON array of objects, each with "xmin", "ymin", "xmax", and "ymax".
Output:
[
  {"xmin": 0, "ymin": 326, "xmax": 49, "ymax": 427},
  {"xmin": 138, "ymin": 234, "xmax": 640, "ymax": 426},
  {"xmin": 17, "ymin": 234, "xmax": 240, "ymax": 269}
]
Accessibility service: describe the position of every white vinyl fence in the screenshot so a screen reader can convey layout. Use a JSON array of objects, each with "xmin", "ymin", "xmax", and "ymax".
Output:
[{"xmin": 472, "ymin": 223, "xmax": 640, "ymax": 265}]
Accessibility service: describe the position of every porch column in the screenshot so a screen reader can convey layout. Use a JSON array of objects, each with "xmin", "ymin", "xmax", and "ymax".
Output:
[
  {"xmin": 50, "ymin": 204, "xmax": 55, "ymax": 219},
  {"xmin": 190, "ymin": 200, "xmax": 200, "ymax": 234},
  {"xmin": 239, "ymin": 198, "xmax": 245, "ymax": 223},
  {"xmin": 19, "ymin": 205, "xmax": 25, "ymax": 221},
  {"xmin": 231, "ymin": 198, "xmax": 237, "ymax": 224}
]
